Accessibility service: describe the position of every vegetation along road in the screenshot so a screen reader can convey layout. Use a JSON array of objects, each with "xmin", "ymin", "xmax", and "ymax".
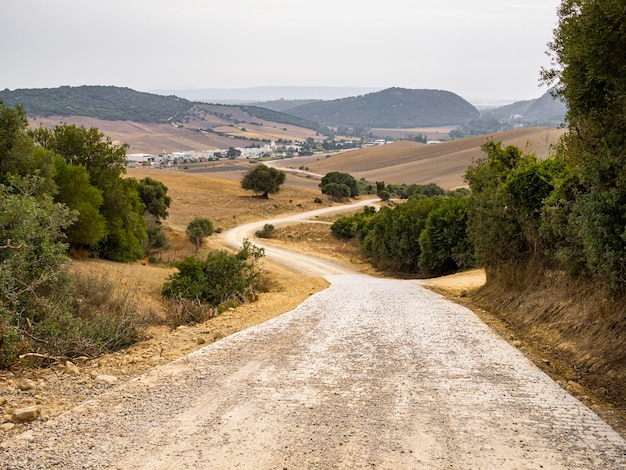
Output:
[{"xmin": 2, "ymin": 203, "xmax": 626, "ymax": 469}]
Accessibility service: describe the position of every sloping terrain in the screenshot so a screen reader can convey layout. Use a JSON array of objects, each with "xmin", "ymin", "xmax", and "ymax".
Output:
[
  {"xmin": 286, "ymin": 87, "xmax": 480, "ymax": 128},
  {"xmin": 0, "ymin": 86, "xmax": 192, "ymax": 123},
  {"xmin": 29, "ymin": 104, "xmax": 322, "ymax": 154},
  {"xmin": 304, "ymin": 127, "xmax": 567, "ymax": 188},
  {"xmin": 6, "ymin": 86, "xmax": 325, "ymax": 153},
  {"xmin": 484, "ymin": 89, "xmax": 568, "ymax": 126}
]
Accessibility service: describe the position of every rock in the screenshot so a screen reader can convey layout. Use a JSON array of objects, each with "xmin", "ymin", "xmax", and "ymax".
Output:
[
  {"xmin": 65, "ymin": 361, "xmax": 80, "ymax": 375},
  {"xmin": 195, "ymin": 337, "xmax": 206, "ymax": 345},
  {"xmin": 0, "ymin": 422, "xmax": 16, "ymax": 432},
  {"xmin": 10, "ymin": 405, "xmax": 41, "ymax": 423},
  {"xmin": 16, "ymin": 378, "xmax": 36, "ymax": 391},
  {"xmin": 94, "ymin": 375, "xmax": 118, "ymax": 385}
]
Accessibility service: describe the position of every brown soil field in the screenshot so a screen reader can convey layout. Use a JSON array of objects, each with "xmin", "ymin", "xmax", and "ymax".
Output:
[
  {"xmin": 31, "ymin": 116, "xmax": 250, "ymax": 155},
  {"xmin": 370, "ymin": 126, "xmax": 457, "ymax": 140},
  {"xmin": 305, "ymin": 127, "xmax": 567, "ymax": 188}
]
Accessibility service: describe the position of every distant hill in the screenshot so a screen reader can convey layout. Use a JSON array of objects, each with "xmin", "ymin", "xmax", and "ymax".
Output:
[
  {"xmin": 284, "ymin": 88, "xmax": 480, "ymax": 128},
  {"xmin": 0, "ymin": 86, "xmax": 193, "ymax": 123},
  {"xmin": 150, "ymin": 86, "xmax": 382, "ymax": 103},
  {"xmin": 247, "ymin": 99, "xmax": 322, "ymax": 112},
  {"xmin": 485, "ymin": 90, "xmax": 568, "ymax": 126}
]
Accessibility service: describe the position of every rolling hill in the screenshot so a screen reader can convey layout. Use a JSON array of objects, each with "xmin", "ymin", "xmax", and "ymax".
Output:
[
  {"xmin": 1, "ymin": 86, "xmax": 327, "ymax": 153},
  {"xmin": 301, "ymin": 127, "xmax": 567, "ymax": 188},
  {"xmin": 284, "ymin": 88, "xmax": 480, "ymax": 128},
  {"xmin": 485, "ymin": 90, "xmax": 568, "ymax": 126}
]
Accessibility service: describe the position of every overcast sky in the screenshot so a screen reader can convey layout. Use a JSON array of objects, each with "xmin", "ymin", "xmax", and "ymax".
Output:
[{"xmin": 1, "ymin": 0, "xmax": 561, "ymax": 103}]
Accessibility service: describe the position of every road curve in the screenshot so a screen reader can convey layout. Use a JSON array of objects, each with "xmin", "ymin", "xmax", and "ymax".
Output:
[
  {"xmin": 217, "ymin": 198, "xmax": 379, "ymax": 276},
  {"xmin": 2, "ymin": 204, "xmax": 626, "ymax": 469}
]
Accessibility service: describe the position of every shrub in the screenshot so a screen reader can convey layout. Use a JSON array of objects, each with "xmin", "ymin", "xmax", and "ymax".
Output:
[
  {"xmin": 162, "ymin": 240, "xmax": 266, "ymax": 307},
  {"xmin": 165, "ymin": 296, "xmax": 217, "ymax": 329},
  {"xmin": 186, "ymin": 217, "xmax": 214, "ymax": 252},
  {"xmin": 255, "ymin": 223, "xmax": 276, "ymax": 238}
]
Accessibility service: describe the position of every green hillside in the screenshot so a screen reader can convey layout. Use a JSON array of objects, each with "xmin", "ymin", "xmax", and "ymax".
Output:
[
  {"xmin": 0, "ymin": 86, "xmax": 193, "ymax": 123},
  {"xmin": 484, "ymin": 90, "xmax": 567, "ymax": 126},
  {"xmin": 285, "ymin": 87, "xmax": 480, "ymax": 128}
]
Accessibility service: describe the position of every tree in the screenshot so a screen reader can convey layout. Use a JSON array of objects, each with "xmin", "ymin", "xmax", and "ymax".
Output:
[
  {"xmin": 241, "ymin": 164, "xmax": 286, "ymax": 199},
  {"xmin": 0, "ymin": 103, "xmax": 57, "ymax": 196},
  {"xmin": 53, "ymin": 156, "xmax": 106, "ymax": 248},
  {"xmin": 418, "ymin": 197, "xmax": 473, "ymax": 276},
  {"xmin": 227, "ymin": 146, "xmax": 241, "ymax": 159},
  {"xmin": 186, "ymin": 217, "xmax": 214, "ymax": 252},
  {"xmin": 320, "ymin": 172, "xmax": 359, "ymax": 198},
  {"xmin": 136, "ymin": 177, "xmax": 171, "ymax": 251},
  {"xmin": 32, "ymin": 124, "xmax": 147, "ymax": 262},
  {"xmin": 136, "ymin": 177, "xmax": 171, "ymax": 220},
  {"xmin": 540, "ymin": 0, "xmax": 626, "ymax": 291},
  {"xmin": 0, "ymin": 176, "xmax": 76, "ymax": 366},
  {"xmin": 323, "ymin": 182, "xmax": 351, "ymax": 201}
]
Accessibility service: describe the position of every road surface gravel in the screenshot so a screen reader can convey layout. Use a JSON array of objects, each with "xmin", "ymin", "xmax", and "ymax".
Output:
[{"xmin": 2, "ymin": 203, "xmax": 625, "ymax": 469}]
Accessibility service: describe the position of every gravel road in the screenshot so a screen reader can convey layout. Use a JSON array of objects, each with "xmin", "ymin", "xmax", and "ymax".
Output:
[{"xmin": 2, "ymin": 204, "xmax": 626, "ymax": 469}]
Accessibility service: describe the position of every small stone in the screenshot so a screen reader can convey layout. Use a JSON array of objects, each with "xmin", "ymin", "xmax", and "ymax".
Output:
[
  {"xmin": 195, "ymin": 337, "xmax": 206, "ymax": 345},
  {"xmin": 10, "ymin": 405, "xmax": 41, "ymax": 423},
  {"xmin": 0, "ymin": 422, "xmax": 16, "ymax": 432},
  {"xmin": 65, "ymin": 361, "xmax": 80, "ymax": 375},
  {"xmin": 16, "ymin": 379, "xmax": 36, "ymax": 391},
  {"xmin": 94, "ymin": 375, "xmax": 118, "ymax": 385},
  {"xmin": 0, "ymin": 397, "xmax": 8, "ymax": 406}
]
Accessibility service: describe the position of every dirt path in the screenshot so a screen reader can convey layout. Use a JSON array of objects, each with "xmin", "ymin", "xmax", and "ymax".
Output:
[
  {"xmin": 2, "ymin": 204, "xmax": 626, "ymax": 468},
  {"xmin": 217, "ymin": 198, "xmax": 379, "ymax": 276}
]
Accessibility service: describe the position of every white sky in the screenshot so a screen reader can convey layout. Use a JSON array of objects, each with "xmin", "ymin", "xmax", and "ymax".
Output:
[{"xmin": 1, "ymin": 0, "xmax": 561, "ymax": 103}]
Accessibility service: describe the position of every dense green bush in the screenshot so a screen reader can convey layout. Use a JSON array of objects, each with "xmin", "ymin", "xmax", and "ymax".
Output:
[
  {"xmin": 0, "ymin": 177, "xmax": 76, "ymax": 366},
  {"xmin": 418, "ymin": 197, "xmax": 474, "ymax": 276},
  {"xmin": 186, "ymin": 217, "xmax": 214, "ymax": 252},
  {"xmin": 330, "ymin": 206, "xmax": 377, "ymax": 240},
  {"xmin": 162, "ymin": 240, "xmax": 266, "ymax": 307},
  {"xmin": 255, "ymin": 223, "xmax": 276, "ymax": 238},
  {"xmin": 320, "ymin": 172, "xmax": 359, "ymax": 199}
]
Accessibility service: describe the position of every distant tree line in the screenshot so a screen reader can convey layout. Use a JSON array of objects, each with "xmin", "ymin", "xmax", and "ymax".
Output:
[{"xmin": 0, "ymin": 86, "xmax": 193, "ymax": 123}]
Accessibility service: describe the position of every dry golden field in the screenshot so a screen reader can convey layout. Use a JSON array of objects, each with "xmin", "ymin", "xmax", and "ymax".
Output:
[{"xmin": 301, "ymin": 127, "xmax": 567, "ymax": 188}]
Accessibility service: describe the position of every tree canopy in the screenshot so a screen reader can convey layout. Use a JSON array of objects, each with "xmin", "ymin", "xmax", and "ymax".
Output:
[
  {"xmin": 320, "ymin": 172, "xmax": 359, "ymax": 200},
  {"xmin": 241, "ymin": 164, "xmax": 286, "ymax": 199}
]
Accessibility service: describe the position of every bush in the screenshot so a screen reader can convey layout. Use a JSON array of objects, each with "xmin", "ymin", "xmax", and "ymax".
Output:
[
  {"xmin": 255, "ymin": 223, "xmax": 276, "ymax": 238},
  {"xmin": 186, "ymin": 217, "xmax": 214, "ymax": 252},
  {"xmin": 320, "ymin": 172, "xmax": 359, "ymax": 198},
  {"xmin": 162, "ymin": 240, "xmax": 266, "ymax": 307},
  {"xmin": 165, "ymin": 296, "xmax": 217, "ymax": 329}
]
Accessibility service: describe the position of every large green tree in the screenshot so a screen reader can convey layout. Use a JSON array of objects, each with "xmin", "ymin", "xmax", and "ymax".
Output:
[
  {"xmin": 320, "ymin": 172, "xmax": 359, "ymax": 198},
  {"xmin": 541, "ymin": 0, "xmax": 626, "ymax": 291},
  {"xmin": 241, "ymin": 164, "xmax": 286, "ymax": 199},
  {"xmin": 32, "ymin": 124, "xmax": 147, "ymax": 261}
]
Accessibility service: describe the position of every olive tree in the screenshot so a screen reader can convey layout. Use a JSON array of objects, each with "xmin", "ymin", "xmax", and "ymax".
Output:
[{"xmin": 241, "ymin": 164, "xmax": 286, "ymax": 199}]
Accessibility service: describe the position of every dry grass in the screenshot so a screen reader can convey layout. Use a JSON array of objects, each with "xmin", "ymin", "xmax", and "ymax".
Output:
[{"xmin": 126, "ymin": 167, "xmax": 329, "ymax": 233}]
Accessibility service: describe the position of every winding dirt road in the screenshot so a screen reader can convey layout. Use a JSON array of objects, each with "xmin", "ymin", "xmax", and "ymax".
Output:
[{"xmin": 2, "ymin": 202, "xmax": 626, "ymax": 469}]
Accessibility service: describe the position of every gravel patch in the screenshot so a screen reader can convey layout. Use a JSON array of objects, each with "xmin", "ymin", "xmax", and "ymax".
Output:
[{"xmin": 2, "ymin": 274, "xmax": 625, "ymax": 469}]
